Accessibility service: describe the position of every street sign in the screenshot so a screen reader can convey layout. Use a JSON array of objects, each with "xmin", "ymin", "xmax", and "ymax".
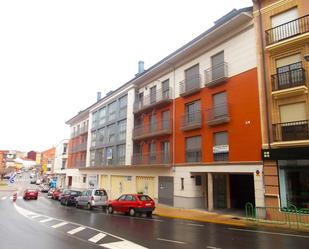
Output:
[{"xmin": 8, "ymin": 173, "xmax": 16, "ymax": 184}]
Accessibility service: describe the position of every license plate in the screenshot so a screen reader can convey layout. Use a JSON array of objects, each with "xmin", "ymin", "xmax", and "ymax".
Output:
[{"xmin": 145, "ymin": 203, "xmax": 151, "ymax": 206}]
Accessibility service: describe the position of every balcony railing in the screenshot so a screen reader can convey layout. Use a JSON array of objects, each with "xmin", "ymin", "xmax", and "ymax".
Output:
[
  {"xmin": 132, "ymin": 151, "xmax": 171, "ymax": 165},
  {"xmin": 205, "ymin": 62, "xmax": 228, "ymax": 87},
  {"xmin": 181, "ymin": 111, "xmax": 202, "ymax": 131},
  {"xmin": 134, "ymin": 87, "xmax": 172, "ymax": 113},
  {"xmin": 205, "ymin": 103, "xmax": 230, "ymax": 126},
  {"xmin": 186, "ymin": 149, "xmax": 202, "ymax": 163},
  {"xmin": 272, "ymin": 66, "xmax": 306, "ymax": 91},
  {"xmin": 179, "ymin": 74, "xmax": 202, "ymax": 97},
  {"xmin": 133, "ymin": 119, "xmax": 171, "ymax": 140},
  {"xmin": 73, "ymin": 160, "xmax": 86, "ymax": 168},
  {"xmin": 265, "ymin": 14, "xmax": 309, "ymax": 45},
  {"xmin": 273, "ymin": 120, "xmax": 309, "ymax": 142}
]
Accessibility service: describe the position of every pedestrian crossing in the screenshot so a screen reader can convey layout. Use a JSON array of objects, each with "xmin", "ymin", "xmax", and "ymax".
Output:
[
  {"xmin": 14, "ymin": 204, "xmax": 148, "ymax": 249},
  {"xmin": 0, "ymin": 196, "xmax": 23, "ymax": 200}
]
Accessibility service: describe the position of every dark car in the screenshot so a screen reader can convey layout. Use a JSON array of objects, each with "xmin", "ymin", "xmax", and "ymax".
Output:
[
  {"xmin": 23, "ymin": 189, "xmax": 39, "ymax": 200},
  {"xmin": 107, "ymin": 194, "xmax": 155, "ymax": 217},
  {"xmin": 60, "ymin": 190, "xmax": 82, "ymax": 206}
]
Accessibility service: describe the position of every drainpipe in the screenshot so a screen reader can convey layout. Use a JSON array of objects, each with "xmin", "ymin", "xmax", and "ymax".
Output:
[{"xmin": 256, "ymin": 0, "xmax": 272, "ymax": 149}]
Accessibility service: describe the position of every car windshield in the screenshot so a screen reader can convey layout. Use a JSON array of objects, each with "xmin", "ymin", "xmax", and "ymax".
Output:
[
  {"xmin": 27, "ymin": 189, "xmax": 37, "ymax": 192},
  {"xmin": 70, "ymin": 191, "xmax": 81, "ymax": 196},
  {"xmin": 94, "ymin": 190, "xmax": 106, "ymax": 196},
  {"xmin": 138, "ymin": 195, "xmax": 152, "ymax": 201}
]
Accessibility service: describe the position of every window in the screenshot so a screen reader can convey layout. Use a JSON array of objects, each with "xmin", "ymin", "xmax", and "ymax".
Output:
[
  {"xmin": 138, "ymin": 92, "xmax": 144, "ymax": 107},
  {"xmin": 162, "ymin": 79, "xmax": 170, "ymax": 99},
  {"xmin": 91, "ymin": 131, "xmax": 96, "ymax": 147},
  {"xmin": 92, "ymin": 111, "xmax": 98, "ymax": 129},
  {"xmin": 186, "ymin": 136, "xmax": 201, "ymax": 162},
  {"xmin": 98, "ymin": 107, "xmax": 106, "ymax": 126},
  {"xmin": 195, "ymin": 175, "xmax": 202, "ymax": 186},
  {"xmin": 213, "ymin": 92, "xmax": 227, "ymax": 118},
  {"xmin": 181, "ymin": 178, "xmax": 184, "ymax": 190},
  {"xmin": 161, "ymin": 141, "xmax": 170, "ymax": 163},
  {"xmin": 117, "ymin": 144, "xmax": 126, "ymax": 165},
  {"xmin": 211, "ymin": 51, "xmax": 225, "ymax": 81},
  {"xmin": 82, "ymin": 175, "xmax": 87, "ymax": 183},
  {"xmin": 107, "ymin": 124, "xmax": 116, "ymax": 143},
  {"xmin": 149, "ymin": 142, "xmax": 156, "ymax": 164},
  {"xmin": 185, "ymin": 64, "xmax": 199, "ymax": 90},
  {"xmin": 63, "ymin": 144, "xmax": 67, "ymax": 154},
  {"xmin": 150, "ymin": 114, "xmax": 157, "ymax": 132},
  {"xmin": 108, "ymin": 101, "xmax": 117, "ymax": 121},
  {"xmin": 90, "ymin": 150, "xmax": 95, "ymax": 166},
  {"xmin": 61, "ymin": 159, "xmax": 66, "ymax": 169},
  {"xmin": 118, "ymin": 120, "xmax": 126, "ymax": 141},
  {"xmin": 97, "ymin": 128, "xmax": 105, "ymax": 145},
  {"xmin": 162, "ymin": 110, "xmax": 170, "ymax": 130},
  {"xmin": 119, "ymin": 95, "xmax": 127, "ymax": 117},
  {"xmin": 95, "ymin": 149, "xmax": 104, "ymax": 166},
  {"xmin": 213, "ymin": 131, "xmax": 229, "ymax": 161},
  {"xmin": 150, "ymin": 85, "xmax": 157, "ymax": 104},
  {"xmin": 185, "ymin": 100, "xmax": 200, "ymax": 123}
]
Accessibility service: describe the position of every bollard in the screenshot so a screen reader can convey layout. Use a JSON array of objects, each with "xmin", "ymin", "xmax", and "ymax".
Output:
[{"xmin": 12, "ymin": 192, "xmax": 17, "ymax": 202}]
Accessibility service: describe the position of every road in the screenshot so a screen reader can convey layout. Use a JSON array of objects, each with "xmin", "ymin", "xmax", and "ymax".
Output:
[{"xmin": 0, "ymin": 174, "xmax": 309, "ymax": 249}]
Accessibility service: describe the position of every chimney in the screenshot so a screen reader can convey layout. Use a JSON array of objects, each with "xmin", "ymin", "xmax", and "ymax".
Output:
[
  {"xmin": 97, "ymin": 92, "xmax": 101, "ymax": 101},
  {"xmin": 138, "ymin": 61, "xmax": 144, "ymax": 74}
]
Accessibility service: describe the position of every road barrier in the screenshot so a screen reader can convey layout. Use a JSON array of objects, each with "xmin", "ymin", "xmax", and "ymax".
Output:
[{"xmin": 245, "ymin": 202, "xmax": 309, "ymax": 230}]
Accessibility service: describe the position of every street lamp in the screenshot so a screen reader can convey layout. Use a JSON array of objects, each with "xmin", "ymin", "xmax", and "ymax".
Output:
[{"xmin": 304, "ymin": 54, "xmax": 309, "ymax": 62}]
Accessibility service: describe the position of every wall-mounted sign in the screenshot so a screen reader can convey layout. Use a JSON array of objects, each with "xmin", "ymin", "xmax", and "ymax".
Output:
[{"xmin": 213, "ymin": 145, "xmax": 229, "ymax": 154}]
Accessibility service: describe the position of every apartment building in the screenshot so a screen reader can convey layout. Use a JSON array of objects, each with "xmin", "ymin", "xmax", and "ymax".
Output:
[
  {"xmin": 253, "ymin": 0, "xmax": 309, "ymax": 209},
  {"xmin": 65, "ymin": 108, "xmax": 89, "ymax": 189},
  {"xmin": 41, "ymin": 147, "xmax": 55, "ymax": 174},
  {"xmin": 53, "ymin": 139, "xmax": 68, "ymax": 187}
]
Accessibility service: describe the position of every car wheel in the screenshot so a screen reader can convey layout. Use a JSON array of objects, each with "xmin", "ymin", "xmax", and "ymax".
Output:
[
  {"xmin": 129, "ymin": 208, "xmax": 135, "ymax": 217},
  {"xmin": 108, "ymin": 206, "xmax": 113, "ymax": 214},
  {"xmin": 87, "ymin": 203, "xmax": 92, "ymax": 210},
  {"xmin": 146, "ymin": 211, "xmax": 152, "ymax": 218},
  {"xmin": 75, "ymin": 202, "xmax": 79, "ymax": 208},
  {"xmin": 35, "ymin": 197, "xmax": 38, "ymax": 200}
]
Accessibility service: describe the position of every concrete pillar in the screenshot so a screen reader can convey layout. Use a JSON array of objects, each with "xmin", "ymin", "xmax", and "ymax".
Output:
[
  {"xmin": 207, "ymin": 173, "xmax": 214, "ymax": 211},
  {"xmin": 226, "ymin": 174, "xmax": 231, "ymax": 209}
]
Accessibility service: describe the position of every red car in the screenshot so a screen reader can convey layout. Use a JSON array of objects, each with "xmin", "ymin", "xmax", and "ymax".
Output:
[
  {"xmin": 23, "ymin": 189, "xmax": 38, "ymax": 200},
  {"xmin": 52, "ymin": 188, "xmax": 63, "ymax": 200},
  {"xmin": 107, "ymin": 194, "xmax": 155, "ymax": 217}
]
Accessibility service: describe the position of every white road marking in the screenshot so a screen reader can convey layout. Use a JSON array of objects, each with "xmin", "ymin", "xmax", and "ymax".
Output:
[
  {"xmin": 67, "ymin": 226, "xmax": 86, "ymax": 235},
  {"xmin": 29, "ymin": 214, "xmax": 42, "ymax": 218},
  {"xmin": 40, "ymin": 218, "xmax": 54, "ymax": 223},
  {"xmin": 9, "ymin": 196, "xmax": 22, "ymax": 200},
  {"xmin": 157, "ymin": 238, "xmax": 186, "ymax": 244},
  {"xmin": 52, "ymin": 222, "xmax": 68, "ymax": 228},
  {"xmin": 229, "ymin": 228, "xmax": 309, "ymax": 239},
  {"xmin": 1, "ymin": 197, "xmax": 7, "ymax": 200},
  {"xmin": 187, "ymin": 223, "xmax": 204, "ymax": 227},
  {"xmin": 88, "ymin": 233, "xmax": 106, "ymax": 243},
  {"xmin": 207, "ymin": 246, "xmax": 221, "ymax": 249},
  {"xmin": 101, "ymin": 240, "xmax": 148, "ymax": 249}
]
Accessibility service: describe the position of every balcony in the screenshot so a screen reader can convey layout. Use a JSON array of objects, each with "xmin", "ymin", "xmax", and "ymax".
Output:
[
  {"xmin": 73, "ymin": 160, "xmax": 86, "ymax": 168},
  {"xmin": 273, "ymin": 120, "xmax": 309, "ymax": 142},
  {"xmin": 205, "ymin": 62, "xmax": 229, "ymax": 87},
  {"xmin": 181, "ymin": 111, "xmax": 202, "ymax": 131},
  {"xmin": 78, "ymin": 142, "xmax": 87, "ymax": 152},
  {"xmin": 134, "ymin": 87, "xmax": 172, "ymax": 114},
  {"xmin": 132, "ymin": 151, "xmax": 171, "ymax": 165},
  {"xmin": 133, "ymin": 119, "xmax": 172, "ymax": 140},
  {"xmin": 186, "ymin": 149, "xmax": 202, "ymax": 163},
  {"xmin": 265, "ymin": 15, "xmax": 309, "ymax": 46},
  {"xmin": 79, "ymin": 125, "xmax": 88, "ymax": 135},
  {"xmin": 272, "ymin": 64, "xmax": 306, "ymax": 91},
  {"xmin": 179, "ymin": 74, "xmax": 202, "ymax": 97},
  {"xmin": 205, "ymin": 103, "xmax": 230, "ymax": 126}
]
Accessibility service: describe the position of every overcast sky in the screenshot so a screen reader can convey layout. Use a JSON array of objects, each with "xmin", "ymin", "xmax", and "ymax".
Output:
[{"xmin": 0, "ymin": 0, "xmax": 253, "ymax": 152}]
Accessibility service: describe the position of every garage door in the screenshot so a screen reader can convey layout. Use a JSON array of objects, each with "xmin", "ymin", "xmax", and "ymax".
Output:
[
  {"xmin": 100, "ymin": 175, "xmax": 108, "ymax": 190},
  {"xmin": 111, "ymin": 176, "xmax": 133, "ymax": 199},
  {"xmin": 158, "ymin": 176, "xmax": 174, "ymax": 206},
  {"xmin": 136, "ymin": 176, "xmax": 155, "ymax": 198}
]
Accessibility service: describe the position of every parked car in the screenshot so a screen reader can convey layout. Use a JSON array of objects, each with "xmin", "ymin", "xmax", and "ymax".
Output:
[
  {"xmin": 60, "ymin": 190, "xmax": 82, "ymax": 206},
  {"xmin": 30, "ymin": 178, "xmax": 37, "ymax": 184},
  {"xmin": 76, "ymin": 189, "xmax": 108, "ymax": 210},
  {"xmin": 107, "ymin": 194, "xmax": 155, "ymax": 217},
  {"xmin": 40, "ymin": 184, "xmax": 50, "ymax": 193},
  {"xmin": 35, "ymin": 179, "xmax": 41, "ymax": 185},
  {"xmin": 23, "ymin": 189, "xmax": 39, "ymax": 200},
  {"xmin": 52, "ymin": 188, "xmax": 63, "ymax": 200},
  {"xmin": 58, "ymin": 189, "xmax": 70, "ymax": 202},
  {"xmin": 47, "ymin": 188, "xmax": 56, "ymax": 198}
]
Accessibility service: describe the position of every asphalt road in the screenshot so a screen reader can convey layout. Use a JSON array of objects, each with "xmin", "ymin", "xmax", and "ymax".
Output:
[{"xmin": 0, "ymin": 174, "xmax": 309, "ymax": 249}]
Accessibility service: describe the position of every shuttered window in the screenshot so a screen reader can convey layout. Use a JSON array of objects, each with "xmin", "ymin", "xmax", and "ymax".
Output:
[{"xmin": 279, "ymin": 102, "xmax": 307, "ymax": 123}]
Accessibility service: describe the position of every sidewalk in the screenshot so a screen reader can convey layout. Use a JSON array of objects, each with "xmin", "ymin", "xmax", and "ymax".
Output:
[
  {"xmin": 0, "ymin": 182, "xmax": 17, "ymax": 192},
  {"xmin": 153, "ymin": 204, "xmax": 247, "ymax": 227}
]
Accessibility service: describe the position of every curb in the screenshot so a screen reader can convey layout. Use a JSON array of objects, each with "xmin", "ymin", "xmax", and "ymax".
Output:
[{"xmin": 154, "ymin": 212, "xmax": 247, "ymax": 227}]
